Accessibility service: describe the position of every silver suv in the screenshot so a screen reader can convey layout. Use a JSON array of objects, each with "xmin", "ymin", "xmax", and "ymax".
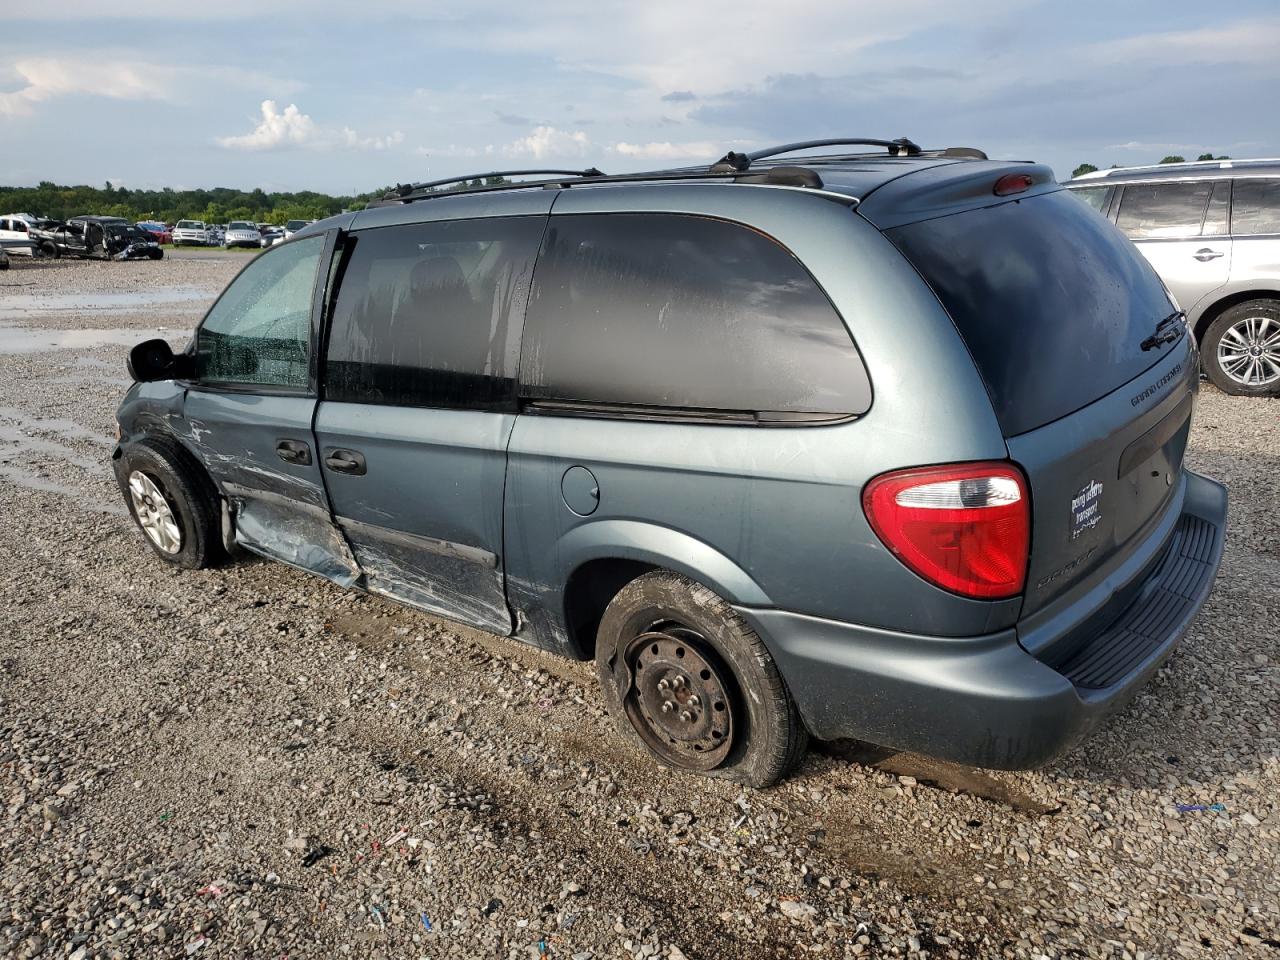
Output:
[{"xmin": 1067, "ymin": 159, "xmax": 1280, "ymax": 396}]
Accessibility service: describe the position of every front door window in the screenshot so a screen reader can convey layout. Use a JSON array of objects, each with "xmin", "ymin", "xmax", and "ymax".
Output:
[{"xmin": 195, "ymin": 236, "xmax": 324, "ymax": 388}]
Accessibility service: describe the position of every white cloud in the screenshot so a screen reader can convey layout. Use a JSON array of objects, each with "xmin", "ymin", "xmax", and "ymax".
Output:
[
  {"xmin": 500, "ymin": 125, "xmax": 590, "ymax": 159},
  {"xmin": 218, "ymin": 100, "xmax": 319, "ymax": 150},
  {"xmin": 217, "ymin": 100, "xmax": 404, "ymax": 153},
  {"xmin": 1090, "ymin": 18, "xmax": 1280, "ymax": 67},
  {"xmin": 341, "ymin": 128, "xmax": 406, "ymax": 151},
  {"xmin": 0, "ymin": 57, "xmax": 166, "ymax": 116},
  {"xmin": 611, "ymin": 140, "xmax": 720, "ymax": 161}
]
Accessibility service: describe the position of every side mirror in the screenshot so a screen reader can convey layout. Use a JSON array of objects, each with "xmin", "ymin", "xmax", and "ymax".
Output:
[{"xmin": 128, "ymin": 338, "xmax": 189, "ymax": 382}]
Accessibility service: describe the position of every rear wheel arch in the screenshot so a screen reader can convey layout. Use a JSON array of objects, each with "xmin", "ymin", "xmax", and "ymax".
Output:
[{"xmin": 1192, "ymin": 290, "xmax": 1280, "ymax": 342}]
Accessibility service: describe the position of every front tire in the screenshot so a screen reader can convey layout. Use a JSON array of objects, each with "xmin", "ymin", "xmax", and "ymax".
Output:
[
  {"xmin": 40, "ymin": 241, "xmax": 59, "ymax": 259},
  {"xmin": 116, "ymin": 439, "xmax": 223, "ymax": 569},
  {"xmin": 1202, "ymin": 300, "xmax": 1280, "ymax": 396},
  {"xmin": 596, "ymin": 571, "xmax": 807, "ymax": 788}
]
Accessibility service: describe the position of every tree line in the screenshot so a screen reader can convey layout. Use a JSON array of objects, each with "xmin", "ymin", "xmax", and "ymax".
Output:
[
  {"xmin": 0, "ymin": 177, "xmax": 516, "ymax": 226},
  {"xmin": 0, "ymin": 182, "xmax": 389, "ymax": 225},
  {"xmin": 1071, "ymin": 153, "xmax": 1232, "ymax": 179}
]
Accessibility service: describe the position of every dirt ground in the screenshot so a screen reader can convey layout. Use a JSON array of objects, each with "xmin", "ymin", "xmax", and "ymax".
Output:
[{"xmin": 0, "ymin": 252, "xmax": 1276, "ymax": 960}]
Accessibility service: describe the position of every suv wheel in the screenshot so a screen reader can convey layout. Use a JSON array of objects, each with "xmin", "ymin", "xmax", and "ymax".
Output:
[
  {"xmin": 117, "ymin": 439, "xmax": 222, "ymax": 569},
  {"xmin": 1202, "ymin": 300, "xmax": 1280, "ymax": 396},
  {"xmin": 596, "ymin": 571, "xmax": 807, "ymax": 787},
  {"xmin": 39, "ymin": 241, "xmax": 59, "ymax": 259}
]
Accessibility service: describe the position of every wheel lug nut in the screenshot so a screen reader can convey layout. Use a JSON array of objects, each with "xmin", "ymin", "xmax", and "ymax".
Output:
[
  {"xmin": 661, "ymin": 701, "xmax": 674, "ymax": 713},
  {"xmin": 680, "ymin": 711, "xmax": 693, "ymax": 723},
  {"xmin": 688, "ymin": 695, "xmax": 701, "ymax": 707},
  {"xmin": 656, "ymin": 679, "xmax": 670, "ymax": 691},
  {"xmin": 672, "ymin": 676, "xmax": 685, "ymax": 689}
]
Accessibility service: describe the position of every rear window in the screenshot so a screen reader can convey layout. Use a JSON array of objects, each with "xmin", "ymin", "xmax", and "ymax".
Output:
[
  {"xmin": 888, "ymin": 190, "xmax": 1177, "ymax": 437},
  {"xmin": 520, "ymin": 213, "xmax": 869, "ymax": 417},
  {"xmin": 1231, "ymin": 179, "xmax": 1280, "ymax": 235}
]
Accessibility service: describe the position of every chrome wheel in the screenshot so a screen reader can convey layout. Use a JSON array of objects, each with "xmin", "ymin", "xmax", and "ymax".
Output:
[
  {"xmin": 128, "ymin": 470, "xmax": 182, "ymax": 554},
  {"xmin": 1218, "ymin": 315, "xmax": 1280, "ymax": 387}
]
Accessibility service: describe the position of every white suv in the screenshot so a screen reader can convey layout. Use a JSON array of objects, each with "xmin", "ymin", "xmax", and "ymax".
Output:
[
  {"xmin": 0, "ymin": 214, "xmax": 39, "ymax": 256},
  {"xmin": 172, "ymin": 220, "xmax": 212, "ymax": 247}
]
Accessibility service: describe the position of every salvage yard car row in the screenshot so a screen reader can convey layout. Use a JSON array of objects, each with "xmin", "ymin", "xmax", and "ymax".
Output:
[{"xmin": 0, "ymin": 214, "xmax": 315, "ymax": 257}]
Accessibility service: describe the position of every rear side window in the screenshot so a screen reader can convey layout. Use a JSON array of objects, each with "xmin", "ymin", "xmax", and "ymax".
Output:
[
  {"xmin": 1068, "ymin": 186, "xmax": 1110, "ymax": 214},
  {"xmin": 1202, "ymin": 181, "xmax": 1231, "ymax": 236},
  {"xmin": 888, "ymin": 190, "xmax": 1176, "ymax": 437},
  {"xmin": 1231, "ymin": 179, "xmax": 1280, "ymax": 235},
  {"xmin": 520, "ymin": 214, "xmax": 869, "ymax": 417},
  {"xmin": 325, "ymin": 216, "xmax": 544, "ymax": 409},
  {"xmin": 1115, "ymin": 181, "xmax": 1212, "ymax": 239}
]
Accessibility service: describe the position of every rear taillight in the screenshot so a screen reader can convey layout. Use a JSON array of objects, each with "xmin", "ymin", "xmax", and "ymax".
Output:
[{"xmin": 862, "ymin": 462, "xmax": 1030, "ymax": 599}]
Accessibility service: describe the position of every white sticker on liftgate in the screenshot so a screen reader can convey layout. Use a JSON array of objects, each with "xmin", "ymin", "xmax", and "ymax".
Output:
[{"xmin": 1070, "ymin": 480, "xmax": 1103, "ymax": 540}]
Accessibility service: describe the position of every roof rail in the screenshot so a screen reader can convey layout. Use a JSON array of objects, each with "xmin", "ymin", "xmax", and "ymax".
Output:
[
  {"xmin": 385, "ymin": 168, "xmax": 605, "ymax": 201},
  {"xmin": 713, "ymin": 137, "xmax": 922, "ymax": 172},
  {"xmin": 370, "ymin": 165, "xmax": 831, "ymax": 207}
]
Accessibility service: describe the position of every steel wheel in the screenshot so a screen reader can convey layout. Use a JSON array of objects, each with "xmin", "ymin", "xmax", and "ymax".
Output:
[
  {"xmin": 1217, "ymin": 315, "xmax": 1280, "ymax": 387},
  {"xmin": 620, "ymin": 625, "xmax": 737, "ymax": 771},
  {"xmin": 128, "ymin": 470, "xmax": 182, "ymax": 554}
]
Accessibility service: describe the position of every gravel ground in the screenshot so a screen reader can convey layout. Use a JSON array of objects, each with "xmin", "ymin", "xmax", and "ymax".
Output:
[{"xmin": 0, "ymin": 254, "xmax": 1276, "ymax": 960}]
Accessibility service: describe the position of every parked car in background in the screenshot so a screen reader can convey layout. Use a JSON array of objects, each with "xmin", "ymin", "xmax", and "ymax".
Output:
[
  {"xmin": 30, "ymin": 216, "xmax": 162, "ymax": 260},
  {"xmin": 172, "ymin": 220, "xmax": 213, "ymax": 247},
  {"xmin": 283, "ymin": 219, "xmax": 314, "ymax": 239},
  {"xmin": 137, "ymin": 221, "xmax": 173, "ymax": 245},
  {"xmin": 115, "ymin": 140, "xmax": 1226, "ymax": 787},
  {"xmin": 1067, "ymin": 158, "xmax": 1280, "ymax": 396},
  {"xmin": 0, "ymin": 214, "xmax": 37, "ymax": 256},
  {"xmin": 223, "ymin": 221, "xmax": 262, "ymax": 249},
  {"xmin": 258, "ymin": 225, "xmax": 285, "ymax": 247}
]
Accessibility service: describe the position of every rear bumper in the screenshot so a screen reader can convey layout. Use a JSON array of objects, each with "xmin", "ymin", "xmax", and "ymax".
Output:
[{"xmin": 737, "ymin": 470, "xmax": 1228, "ymax": 769}]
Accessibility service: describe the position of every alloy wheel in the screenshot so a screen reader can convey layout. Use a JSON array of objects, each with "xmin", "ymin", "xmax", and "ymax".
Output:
[
  {"xmin": 128, "ymin": 470, "xmax": 182, "ymax": 554},
  {"xmin": 1217, "ymin": 315, "xmax": 1280, "ymax": 387}
]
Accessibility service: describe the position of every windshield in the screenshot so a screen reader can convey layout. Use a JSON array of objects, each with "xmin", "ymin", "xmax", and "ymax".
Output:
[
  {"xmin": 285, "ymin": 220, "xmax": 308, "ymax": 231},
  {"xmin": 888, "ymin": 190, "xmax": 1179, "ymax": 437},
  {"xmin": 229, "ymin": 221, "xmax": 256, "ymax": 231}
]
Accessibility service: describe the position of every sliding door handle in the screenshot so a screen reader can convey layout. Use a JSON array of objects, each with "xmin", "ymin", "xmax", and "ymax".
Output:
[{"xmin": 324, "ymin": 448, "xmax": 367, "ymax": 475}]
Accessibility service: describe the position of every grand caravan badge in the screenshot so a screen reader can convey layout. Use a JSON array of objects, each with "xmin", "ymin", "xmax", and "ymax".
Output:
[{"xmin": 1070, "ymin": 480, "xmax": 1104, "ymax": 540}]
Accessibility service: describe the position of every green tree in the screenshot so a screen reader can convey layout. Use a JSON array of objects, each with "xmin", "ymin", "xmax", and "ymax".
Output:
[
  {"xmin": 1159, "ymin": 155, "xmax": 1186, "ymax": 164},
  {"xmin": 1071, "ymin": 163, "xmax": 1099, "ymax": 178},
  {"xmin": 1196, "ymin": 153, "xmax": 1231, "ymax": 161}
]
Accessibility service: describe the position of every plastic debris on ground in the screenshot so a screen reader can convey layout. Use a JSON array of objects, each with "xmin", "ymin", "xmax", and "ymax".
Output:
[{"xmin": 1176, "ymin": 802, "xmax": 1227, "ymax": 813}]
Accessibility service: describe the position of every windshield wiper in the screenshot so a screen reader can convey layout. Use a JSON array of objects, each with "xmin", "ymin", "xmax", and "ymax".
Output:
[{"xmin": 1141, "ymin": 311, "xmax": 1186, "ymax": 351}]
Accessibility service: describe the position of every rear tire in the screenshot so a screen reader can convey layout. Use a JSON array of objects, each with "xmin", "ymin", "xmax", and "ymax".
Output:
[
  {"xmin": 1202, "ymin": 300, "xmax": 1280, "ymax": 396},
  {"xmin": 596, "ymin": 571, "xmax": 807, "ymax": 788},
  {"xmin": 40, "ymin": 241, "xmax": 59, "ymax": 259},
  {"xmin": 116, "ymin": 439, "xmax": 223, "ymax": 570}
]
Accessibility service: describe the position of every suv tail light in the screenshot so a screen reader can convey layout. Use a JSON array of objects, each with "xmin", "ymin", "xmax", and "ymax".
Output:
[{"xmin": 862, "ymin": 462, "xmax": 1030, "ymax": 599}]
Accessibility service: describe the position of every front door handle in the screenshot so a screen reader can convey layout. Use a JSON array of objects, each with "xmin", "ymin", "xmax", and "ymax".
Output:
[
  {"xmin": 1193, "ymin": 248, "xmax": 1224, "ymax": 261},
  {"xmin": 324, "ymin": 448, "xmax": 367, "ymax": 476},
  {"xmin": 275, "ymin": 439, "xmax": 312, "ymax": 466}
]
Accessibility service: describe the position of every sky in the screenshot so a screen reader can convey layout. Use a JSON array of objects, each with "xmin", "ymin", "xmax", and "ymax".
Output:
[{"xmin": 3, "ymin": 1, "xmax": 1278, "ymax": 195}]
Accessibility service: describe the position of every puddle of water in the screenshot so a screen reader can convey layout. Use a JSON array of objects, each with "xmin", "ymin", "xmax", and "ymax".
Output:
[
  {"xmin": 0, "ymin": 422, "xmax": 103, "ymax": 471},
  {"xmin": 0, "ymin": 464, "xmax": 126, "ymax": 517},
  {"xmin": 0, "ymin": 287, "xmax": 212, "ymax": 320},
  {"xmin": 0, "ymin": 406, "xmax": 114, "ymax": 447},
  {"xmin": 0, "ymin": 324, "xmax": 186, "ymax": 355}
]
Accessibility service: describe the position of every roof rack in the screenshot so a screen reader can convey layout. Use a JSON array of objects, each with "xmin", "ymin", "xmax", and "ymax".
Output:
[
  {"xmin": 384, "ymin": 168, "xmax": 605, "ymax": 201},
  {"xmin": 372, "ymin": 164, "xmax": 832, "ymax": 206},
  {"xmin": 713, "ymin": 137, "xmax": 922, "ymax": 172}
]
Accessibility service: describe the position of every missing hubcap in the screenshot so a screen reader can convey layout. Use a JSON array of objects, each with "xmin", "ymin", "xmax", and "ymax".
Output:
[{"xmin": 622, "ymin": 627, "xmax": 735, "ymax": 770}]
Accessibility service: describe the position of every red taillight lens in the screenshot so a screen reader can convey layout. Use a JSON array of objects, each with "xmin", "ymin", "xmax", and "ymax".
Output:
[
  {"xmin": 993, "ymin": 173, "xmax": 1034, "ymax": 196},
  {"xmin": 862, "ymin": 462, "xmax": 1030, "ymax": 599}
]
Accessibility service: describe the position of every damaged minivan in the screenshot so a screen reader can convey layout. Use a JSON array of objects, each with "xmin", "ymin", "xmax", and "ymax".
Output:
[{"xmin": 114, "ymin": 140, "xmax": 1227, "ymax": 787}]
